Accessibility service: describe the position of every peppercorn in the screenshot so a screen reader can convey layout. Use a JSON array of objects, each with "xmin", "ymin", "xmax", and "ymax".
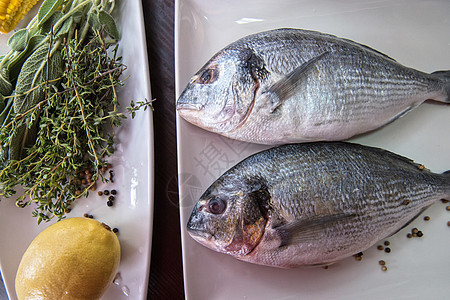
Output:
[
  {"xmin": 424, "ymin": 216, "xmax": 430, "ymax": 221},
  {"xmin": 381, "ymin": 266, "xmax": 387, "ymax": 272},
  {"xmin": 103, "ymin": 190, "xmax": 110, "ymax": 196},
  {"xmin": 407, "ymin": 233, "xmax": 412, "ymax": 238},
  {"xmin": 446, "ymin": 206, "xmax": 450, "ymax": 211},
  {"xmin": 88, "ymin": 214, "xmax": 94, "ymax": 218},
  {"xmin": 442, "ymin": 199, "xmax": 449, "ymax": 204},
  {"xmin": 112, "ymin": 228, "xmax": 119, "ymax": 233},
  {"xmin": 107, "ymin": 200, "xmax": 113, "ymax": 207},
  {"xmin": 97, "ymin": 191, "xmax": 103, "ymax": 196},
  {"xmin": 412, "ymin": 228, "xmax": 419, "ymax": 234},
  {"xmin": 384, "ymin": 241, "xmax": 390, "ymax": 246},
  {"xmin": 447, "ymin": 221, "xmax": 450, "ymax": 227},
  {"xmin": 111, "ymin": 189, "xmax": 117, "ymax": 195},
  {"xmin": 417, "ymin": 231, "xmax": 423, "ymax": 237},
  {"xmin": 108, "ymin": 195, "xmax": 115, "ymax": 201},
  {"xmin": 377, "ymin": 245, "xmax": 384, "ymax": 251},
  {"xmin": 379, "ymin": 260, "xmax": 386, "ymax": 266},
  {"xmin": 384, "ymin": 247, "xmax": 391, "ymax": 253}
]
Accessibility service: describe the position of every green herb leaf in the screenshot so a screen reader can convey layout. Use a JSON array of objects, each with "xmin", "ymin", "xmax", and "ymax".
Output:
[
  {"xmin": 37, "ymin": 0, "xmax": 65, "ymax": 27},
  {"xmin": 88, "ymin": 12, "xmax": 101, "ymax": 32},
  {"xmin": 8, "ymin": 122, "xmax": 26, "ymax": 161},
  {"xmin": 0, "ymin": 98, "xmax": 12, "ymax": 127},
  {"xmin": 0, "ymin": 70, "xmax": 12, "ymax": 96},
  {"xmin": 98, "ymin": 10, "xmax": 120, "ymax": 40},
  {"xmin": 55, "ymin": 16, "xmax": 73, "ymax": 37},
  {"xmin": 15, "ymin": 44, "xmax": 61, "ymax": 109},
  {"xmin": 7, "ymin": 35, "xmax": 46, "ymax": 80},
  {"xmin": 13, "ymin": 43, "xmax": 50, "ymax": 114},
  {"xmin": 0, "ymin": 94, "xmax": 5, "ymax": 113},
  {"xmin": 9, "ymin": 43, "xmax": 63, "ymax": 160},
  {"xmin": 7, "ymin": 29, "xmax": 30, "ymax": 52},
  {"xmin": 39, "ymin": 10, "xmax": 63, "ymax": 34}
]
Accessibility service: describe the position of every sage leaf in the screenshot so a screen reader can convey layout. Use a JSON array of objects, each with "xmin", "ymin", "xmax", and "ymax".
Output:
[
  {"xmin": 7, "ymin": 117, "xmax": 40, "ymax": 161},
  {"xmin": 0, "ymin": 94, "xmax": 5, "ymax": 113},
  {"xmin": 0, "ymin": 98, "xmax": 12, "ymax": 127},
  {"xmin": 8, "ymin": 122, "xmax": 26, "ymax": 161},
  {"xmin": 7, "ymin": 35, "xmax": 46, "ymax": 80},
  {"xmin": 55, "ymin": 16, "xmax": 73, "ymax": 37},
  {"xmin": 39, "ymin": 10, "xmax": 63, "ymax": 34},
  {"xmin": 0, "ymin": 70, "xmax": 12, "ymax": 96},
  {"xmin": 9, "ymin": 43, "xmax": 63, "ymax": 160},
  {"xmin": 8, "ymin": 29, "xmax": 29, "ymax": 52},
  {"xmin": 98, "ymin": 10, "xmax": 120, "ymax": 40},
  {"xmin": 37, "ymin": 0, "xmax": 65, "ymax": 27},
  {"xmin": 88, "ymin": 12, "xmax": 101, "ymax": 32},
  {"xmin": 14, "ymin": 43, "xmax": 63, "ymax": 114}
]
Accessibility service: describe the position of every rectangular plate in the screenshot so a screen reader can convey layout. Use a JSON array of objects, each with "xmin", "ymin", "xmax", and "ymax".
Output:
[
  {"xmin": 0, "ymin": 1, "xmax": 154, "ymax": 299},
  {"xmin": 175, "ymin": 0, "xmax": 450, "ymax": 299}
]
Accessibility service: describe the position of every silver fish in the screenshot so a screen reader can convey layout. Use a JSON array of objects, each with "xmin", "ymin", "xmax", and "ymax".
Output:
[
  {"xmin": 177, "ymin": 28, "xmax": 450, "ymax": 145},
  {"xmin": 187, "ymin": 142, "xmax": 450, "ymax": 268}
]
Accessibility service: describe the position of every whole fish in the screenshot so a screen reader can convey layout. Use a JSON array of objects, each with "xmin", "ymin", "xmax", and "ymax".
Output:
[
  {"xmin": 187, "ymin": 142, "xmax": 450, "ymax": 268},
  {"xmin": 177, "ymin": 28, "xmax": 450, "ymax": 144}
]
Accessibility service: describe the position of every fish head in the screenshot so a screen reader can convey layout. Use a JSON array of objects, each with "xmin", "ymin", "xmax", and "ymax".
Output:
[
  {"xmin": 177, "ymin": 48, "xmax": 266, "ymax": 133},
  {"xmin": 187, "ymin": 176, "xmax": 270, "ymax": 257}
]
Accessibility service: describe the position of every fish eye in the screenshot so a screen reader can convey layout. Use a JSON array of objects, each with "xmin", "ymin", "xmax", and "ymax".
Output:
[
  {"xmin": 207, "ymin": 197, "xmax": 227, "ymax": 214},
  {"xmin": 197, "ymin": 69, "xmax": 218, "ymax": 84}
]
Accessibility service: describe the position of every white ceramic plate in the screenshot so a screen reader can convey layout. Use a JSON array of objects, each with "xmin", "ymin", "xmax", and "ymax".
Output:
[
  {"xmin": 175, "ymin": 0, "xmax": 450, "ymax": 299},
  {"xmin": 0, "ymin": 1, "xmax": 153, "ymax": 299}
]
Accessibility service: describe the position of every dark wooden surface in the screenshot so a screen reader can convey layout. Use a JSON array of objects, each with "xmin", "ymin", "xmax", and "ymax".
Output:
[
  {"xmin": 0, "ymin": 0, "xmax": 183, "ymax": 299},
  {"xmin": 142, "ymin": 0, "xmax": 185, "ymax": 299}
]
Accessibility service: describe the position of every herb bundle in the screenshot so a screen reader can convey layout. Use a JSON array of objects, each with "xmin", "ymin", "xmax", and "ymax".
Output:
[{"xmin": 0, "ymin": 0, "xmax": 147, "ymax": 223}]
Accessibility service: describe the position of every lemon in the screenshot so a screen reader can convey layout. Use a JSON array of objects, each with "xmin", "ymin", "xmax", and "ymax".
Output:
[{"xmin": 15, "ymin": 217, "xmax": 121, "ymax": 300}]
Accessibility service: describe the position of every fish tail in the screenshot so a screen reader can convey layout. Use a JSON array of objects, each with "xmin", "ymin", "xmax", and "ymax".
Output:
[{"xmin": 431, "ymin": 70, "xmax": 450, "ymax": 103}]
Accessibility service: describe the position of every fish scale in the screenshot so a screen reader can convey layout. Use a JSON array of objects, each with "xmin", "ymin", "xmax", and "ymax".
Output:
[
  {"xmin": 177, "ymin": 28, "xmax": 449, "ymax": 144},
  {"xmin": 187, "ymin": 142, "xmax": 450, "ymax": 268}
]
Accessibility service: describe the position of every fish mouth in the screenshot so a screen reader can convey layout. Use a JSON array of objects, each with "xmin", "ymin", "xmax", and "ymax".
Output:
[
  {"xmin": 176, "ymin": 101, "xmax": 204, "ymax": 111},
  {"xmin": 187, "ymin": 227, "xmax": 211, "ymax": 241},
  {"xmin": 187, "ymin": 226, "xmax": 219, "ymax": 250}
]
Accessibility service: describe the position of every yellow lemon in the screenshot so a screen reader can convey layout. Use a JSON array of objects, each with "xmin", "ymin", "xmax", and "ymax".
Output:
[{"xmin": 15, "ymin": 217, "xmax": 121, "ymax": 300}]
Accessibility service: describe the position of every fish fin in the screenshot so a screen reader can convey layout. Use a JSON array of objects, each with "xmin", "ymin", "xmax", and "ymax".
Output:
[
  {"xmin": 275, "ymin": 213, "xmax": 356, "ymax": 248},
  {"xmin": 341, "ymin": 38, "xmax": 397, "ymax": 62},
  {"xmin": 389, "ymin": 206, "xmax": 430, "ymax": 236},
  {"xmin": 265, "ymin": 51, "xmax": 331, "ymax": 112},
  {"xmin": 430, "ymin": 70, "xmax": 450, "ymax": 103},
  {"xmin": 383, "ymin": 104, "xmax": 420, "ymax": 127}
]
